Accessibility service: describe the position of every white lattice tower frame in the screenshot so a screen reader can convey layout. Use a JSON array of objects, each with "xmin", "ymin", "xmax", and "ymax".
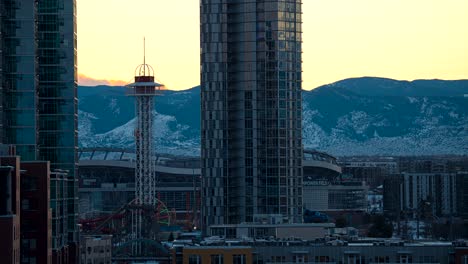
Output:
[
  {"xmin": 135, "ymin": 96, "xmax": 157, "ymax": 206},
  {"xmin": 127, "ymin": 61, "xmax": 162, "ymax": 256}
]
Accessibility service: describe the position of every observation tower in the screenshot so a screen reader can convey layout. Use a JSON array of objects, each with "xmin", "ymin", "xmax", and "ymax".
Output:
[{"xmin": 127, "ymin": 48, "xmax": 163, "ymax": 255}]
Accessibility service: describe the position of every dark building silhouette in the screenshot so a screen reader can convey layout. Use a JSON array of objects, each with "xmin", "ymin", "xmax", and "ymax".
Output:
[
  {"xmin": 456, "ymin": 172, "xmax": 468, "ymax": 220},
  {"xmin": 0, "ymin": 154, "xmax": 21, "ymax": 264},
  {"xmin": 0, "ymin": 146, "xmax": 53, "ymax": 264},
  {"xmin": 0, "ymin": 1, "xmax": 78, "ymax": 262},
  {"xmin": 383, "ymin": 175, "xmax": 403, "ymax": 218},
  {"xmin": 20, "ymin": 161, "xmax": 52, "ymax": 264},
  {"xmin": 200, "ymin": 0, "xmax": 304, "ymax": 228}
]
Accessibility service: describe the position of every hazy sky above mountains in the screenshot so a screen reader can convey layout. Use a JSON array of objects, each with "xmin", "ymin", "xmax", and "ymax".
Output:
[{"xmin": 78, "ymin": 0, "xmax": 468, "ymax": 90}]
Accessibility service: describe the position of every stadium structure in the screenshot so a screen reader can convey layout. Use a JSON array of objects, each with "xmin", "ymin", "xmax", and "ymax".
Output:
[
  {"xmin": 303, "ymin": 149, "xmax": 342, "ymax": 180},
  {"xmin": 78, "ymin": 148, "xmax": 201, "ymax": 234},
  {"xmin": 303, "ymin": 150, "xmax": 368, "ymax": 223}
]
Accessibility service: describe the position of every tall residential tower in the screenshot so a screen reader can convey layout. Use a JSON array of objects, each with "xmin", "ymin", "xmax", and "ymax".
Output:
[
  {"xmin": 201, "ymin": 0, "xmax": 303, "ymax": 228},
  {"xmin": 0, "ymin": 0, "xmax": 78, "ymax": 262}
]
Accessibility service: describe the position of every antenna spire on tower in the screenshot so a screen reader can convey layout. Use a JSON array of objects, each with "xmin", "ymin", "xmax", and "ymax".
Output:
[{"xmin": 143, "ymin": 37, "xmax": 146, "ymax": 75}]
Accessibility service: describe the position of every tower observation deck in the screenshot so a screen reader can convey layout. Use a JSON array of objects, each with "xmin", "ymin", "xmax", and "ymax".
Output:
[{"xmin": 127, "ymin": 58, "xmax": 163, "ymax": 255}]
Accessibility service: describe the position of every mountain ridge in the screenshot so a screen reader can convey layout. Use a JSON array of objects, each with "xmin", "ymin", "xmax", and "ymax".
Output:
[{"xmin": 78, "ymin": 77, "xmax": 468, "ymax": 156}]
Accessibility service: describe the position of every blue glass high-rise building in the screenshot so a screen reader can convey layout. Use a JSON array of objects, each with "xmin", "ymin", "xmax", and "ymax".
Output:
[
  {"xmin": 201, "ymin": 0, "xmax": 304, "ymax": 229},
  {"xmin": 0, "ymin": 0, "xmax": 38, "ymax": 161},
  {"xmin": 0, "ymin": 0, "xmax": 78, "ymax": 262}
]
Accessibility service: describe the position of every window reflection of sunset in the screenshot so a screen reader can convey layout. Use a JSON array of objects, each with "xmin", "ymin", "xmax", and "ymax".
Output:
[{"xmin": 78, "ymin": 0, "xmax": 468, "ymax": 90}]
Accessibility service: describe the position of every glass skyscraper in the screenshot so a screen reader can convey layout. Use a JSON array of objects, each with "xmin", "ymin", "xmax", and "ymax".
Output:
[
  {"xmin": 201, "ymin": 0, "xmax": 303, "ymax": 228},
  {"xmin": 0, "ymin": 0, "xmax": 78, "ymax": 262},
  {"xmin": 0, "ymin": 0, "xmax": 38, "ymax": 161}
]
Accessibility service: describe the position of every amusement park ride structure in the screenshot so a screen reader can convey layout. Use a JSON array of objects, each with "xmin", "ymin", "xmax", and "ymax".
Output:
[
  {"xmin": 80, "ymin": 43, "xmax": 169, "ymax": 259},
  {"xmin": 126, "ymin": 42, "xmax": 164, "ymax": 256},
  {"xmin": 78, "ymin": 43, "xmax": 200, "ymax": 260}
]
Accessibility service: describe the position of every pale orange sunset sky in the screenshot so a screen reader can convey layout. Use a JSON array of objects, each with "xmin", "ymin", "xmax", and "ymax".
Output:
[{"xmin": 77, "ymin": 0, "xmax": 468, "ymax": 90}]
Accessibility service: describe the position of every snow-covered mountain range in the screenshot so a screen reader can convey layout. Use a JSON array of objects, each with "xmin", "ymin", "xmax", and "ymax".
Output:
[{"xmin": 78, "ymin": 77, "xmax": 468, "ymax": 156}]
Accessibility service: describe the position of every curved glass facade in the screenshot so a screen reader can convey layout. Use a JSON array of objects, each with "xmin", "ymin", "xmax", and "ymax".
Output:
[
  {"xmin": 201, "ymin": 0, "xmax": 303, "ymax": 228},
  {"xmin": 37, "ymin": 0, "xmax": 78, "ymax": 247}
]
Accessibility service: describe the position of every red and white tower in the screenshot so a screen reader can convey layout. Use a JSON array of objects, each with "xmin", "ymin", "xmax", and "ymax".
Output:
[{"xmin": 127, "ymin": 47, "xmax": 163, "ymax": 255}]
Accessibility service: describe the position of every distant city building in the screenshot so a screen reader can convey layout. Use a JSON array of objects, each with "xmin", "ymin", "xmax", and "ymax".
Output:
[
  {"xmin": 399, "ymin": 156, "xmax": 468, "ymax": 174},
  {"xmin": 405, "ymin": 172, "xmax": 457, "ymax": 216},
  {"xmin": 303, "ymin": 180, "xmax": 368, "ymax": 213},
  {"xmin": 399, "ymin": 158, "xmax": 447, "ymax": 173},
  {"xmin": 340, "ymin": 158, "xmax": 399, "ymax": 175},
  {"xmin": 0, "ymin": 0, "xmax": 78, "ymax": 261},
  {"xmin": 179, "ymin": 239, "xmax": 468, "ymax": 264},
  {"xmin": 339, "ymin": 157, "xmax": 399, "ymax": 188},
  {"xmin": 208, "ymin": 222, "xmax": 335, "ymax": 241},
  {"xmin": 339, "ymin": 156, "xmax": 468, "ymax": 189},
  {"xmin": 200, "ymin": 0, "xmax": 304, "ymax": 227},
  {"xmin": 79, "ymin": 235, "xmax": 112, "ymax": 264},
  {"xmin": 248, "ymin": 240, "xmax": 465, "ymax": 264},
  {"xmin": 182, "ymin": 246, "xmax": 252, "ymax": 264},
  {"xmin": 342, "ymin": 166, "xmax": 384, "ymax": 189},
  {"xmin": 384, "ymin": 172, "xmax": 462, "ymax": 218}
]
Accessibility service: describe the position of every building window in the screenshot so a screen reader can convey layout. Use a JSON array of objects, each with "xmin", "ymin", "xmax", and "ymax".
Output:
[
  {"xmin": 22, "ymin": 177, "xmax": 38, "ymax": 191},
  {"xmin": 189, "ymin": 255, "xmax": 201, "ymax": 264},
  {"xmin": 233, "ymin": 254, "xmax": 247, "ymax": 264},
  {"xmin": 374, "ymin": 256, "xmax": 390, "ymax": 263},
  {"xmin": 29, "ymin": 239, "xmax": 37, "ymax": 250},
  {"xmin": 398, "ymin": 255, "xmax": 412, "ymax": 264},
  {"xmin": 345, "ymin": 254, "xmax": 364, "ymax": 264},
  {"xmin": 226, "ymin": 228, "xmax": 236, "ymax": 238},
  {"xmin": 294, "ymin": 254, "xmax": 309, "ymax": 263},
  {"xmin": 271, "ymin": 256, "xmax": 286, "ymax": 263},
  {"xmin": 315, "ymin": 256, "xmax": 330, "ymax": 263},
  {"xmin": 211, "ymin": 254, "xmax": 224, "ymax": 264},
  {"xmin": 211, "ymin": 228, "xmax": 225, "ymax": 237},
  {"xmin": 419, "ymin": 256, "xmax": 436, "ymax": 263}
]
